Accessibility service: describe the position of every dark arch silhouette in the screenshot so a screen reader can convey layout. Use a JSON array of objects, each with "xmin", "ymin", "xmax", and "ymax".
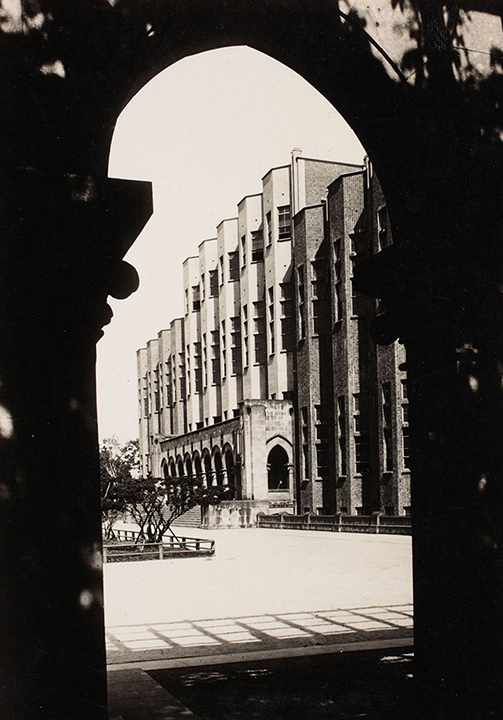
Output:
[
  {"xmin": 193, "ymin": 453, "xmax": 203, "ymax": 480},
  {"xmin": 203, "ymin": 453, "xmax": 213, "ymax": 485},
  {"xmin": 267, "ymin": 445, "xmax": 289, "ymax": 490},
  {"xmin": 2, "ymin": 3, "xmax": 503, "ymax": 718},
  {"xmin": 213, "ymin": 450, "xmax": 224, "ymax": 484},
  {"xmin": 223, "ymin": 448, "xmax": 237, "ymax": 500}
]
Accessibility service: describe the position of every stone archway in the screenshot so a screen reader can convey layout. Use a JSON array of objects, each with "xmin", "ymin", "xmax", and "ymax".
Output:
[
  {"xmin": 267, "ymin": 445, "xmax": 290, "ymax": 491},
  {"xmin": 212, "ymin": 449, "xmax": 224, "ymax": 485},
  {"xmin": 223, "ymin": 446, "xmax": 238, "ymax": 499},
  {"xmin": 202, "ymin": 451, "xmax": 213, "ymax": 487},
  {"xmin": 193, "ymin": 452, "xmax": 203, "ymax": 483},
  {"xmin": 2, "ymin": 3, "xmax": 503, "ymax": 718}
]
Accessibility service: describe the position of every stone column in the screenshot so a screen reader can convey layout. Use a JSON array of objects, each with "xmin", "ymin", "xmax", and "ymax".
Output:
[
  {"xmin": 287, "ymin": 464, "xmax": 295, "ymax": 498},
  {"xmin": 241, "ymin": 401, "xmax": 268, "ymax": 500},
  {"xmin": 355, "ymin": 215, "xmax": 503, "ymax": 716},
  {"xmin": 0, "ymin": 171, "xmax": 152, "ymax": 719}
]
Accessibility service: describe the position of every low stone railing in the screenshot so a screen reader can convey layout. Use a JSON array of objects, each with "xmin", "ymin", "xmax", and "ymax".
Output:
[
  {"xmin": 103, "ymin": 530, "xmax": 215, "ymax": 562},
  {"xmin": 256, "ymin": 511, "xmax": 411, "ymax": 535},
  {"xmin": 203, "ymin": 500, "xmax": 270, "ymax": 529}
]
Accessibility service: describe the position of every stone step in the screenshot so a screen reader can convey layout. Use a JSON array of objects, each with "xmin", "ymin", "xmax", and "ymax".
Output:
[{"xmin": 169, "ymin": 505, "xmax": 202, "ymax": 528}]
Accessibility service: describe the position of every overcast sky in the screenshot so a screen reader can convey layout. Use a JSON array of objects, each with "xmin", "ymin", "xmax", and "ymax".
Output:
[{"xmin": 97, "ymin": 45, "xmax": 365, "ymax": 443}]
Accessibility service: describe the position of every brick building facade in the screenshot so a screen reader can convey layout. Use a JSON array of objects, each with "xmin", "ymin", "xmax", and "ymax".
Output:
[
  {"xmin": 137, "ymin": 151, "xmax": 410, "ymax": 524},
  {"xmin": 294, "ymin": 165, "xmax": 410, "ymax": 516}
]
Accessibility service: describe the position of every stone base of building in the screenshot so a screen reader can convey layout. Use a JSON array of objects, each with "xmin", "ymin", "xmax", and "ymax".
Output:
[{"xmin": 202, "ymin": 500, "xmax": 271, "ymax": 529}]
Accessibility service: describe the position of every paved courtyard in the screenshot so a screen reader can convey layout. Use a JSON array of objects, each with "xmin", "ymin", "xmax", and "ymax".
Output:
[{"xmin": 104, "ymin": 527, "xmax": 413, "ymax": 666}]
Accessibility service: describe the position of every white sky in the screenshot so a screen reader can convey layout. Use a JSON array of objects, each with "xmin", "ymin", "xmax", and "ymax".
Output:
[{"xmin": 97, "ymin": 45, "xmax": 365, "ymax": 443}]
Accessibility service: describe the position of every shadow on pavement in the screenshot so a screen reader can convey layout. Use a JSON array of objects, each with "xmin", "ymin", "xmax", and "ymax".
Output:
[
  {"xmin": 148, "ymin": 647, "xmax": 417, "ymax": 719},
  {"xmin": 106, "ymin": 603, "xmax": 413, "ymax": 665}
]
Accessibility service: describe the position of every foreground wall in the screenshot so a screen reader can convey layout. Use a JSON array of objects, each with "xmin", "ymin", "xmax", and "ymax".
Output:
[{"xmin": 2, "ymin": 3, "xmax": 503, "ymax": 718}]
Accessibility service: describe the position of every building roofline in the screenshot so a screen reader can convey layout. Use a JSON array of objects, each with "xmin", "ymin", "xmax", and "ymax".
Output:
[
  {"xmin": 198, "ymin": 237, "xmax": 217, "ymax": 249},
  {"xmin": 327, "ymin": 170, "xmax": 365, "ymax": 193},
  {"xmin": 216, "ymin": 217, "xmax": 238, "ymax": 229},
  {"xmin": 293, "ymin": 202, "xmax": 325, "ymax": 221},
  {"xmin": 237, "ymin": 192, "xmax": 262, "ymax": 207},
  {"xmin": 296, "ymin": 156, "xmax": 364, "ymax": 168},
  {"xmin": 261, "ymin": 164, "xmax": 289, "ymax": 181}
]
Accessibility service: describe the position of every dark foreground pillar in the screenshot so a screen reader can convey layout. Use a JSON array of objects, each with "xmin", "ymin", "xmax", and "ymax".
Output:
[
  {"xmin": 0, "ymin": 171, "xmax": 152, "ymax": 719},
  {"xmin": 407, "ymin": 329, "xmax": 503, "ymax": 719},
  {"xmin": 357, "ymin": 239, "xmax": 503, "ymax": 718}
]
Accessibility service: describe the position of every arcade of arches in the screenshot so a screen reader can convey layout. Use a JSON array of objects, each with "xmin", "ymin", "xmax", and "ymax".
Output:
[
  {"xmin": 2, "ymin": 2, "xmax": 503, "ymax": 719},
  {"xmin": 150, "ymin": 400, "xmax": 295, "ymax": 527}
]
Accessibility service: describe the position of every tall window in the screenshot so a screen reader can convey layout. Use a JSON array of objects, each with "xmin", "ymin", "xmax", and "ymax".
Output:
[
  {"xmin": 315, "ymin": 404, "xmax": 329, "ymax": 479},
  {"xmin": 351, "ymin": 280, "xmax": 365, "ymax": 316},
  {"xmin": 297, "ymin": 265, "xmax": 306, "ymax": 339},
  {"xmin": 312, "ymin": 260, "xmax": 328, "ymax": 333},
  {"xmin": 280, "ymin": 283, "xmax": 294, "ymax": 351},
  {"xmin": 171, "ymin": 357, "xmax": 177, "ymax": 402},
  {"xmin": 268, "ymin": 287, "xmax": 275, "ymax": 355},
  {"xmin": 334, "ymin": 239, "xmax": 343, "ymax": 321},
  {"xmin": 277, "ymin": 205, "xmax": 291, "ymax": 240},
  {"xmin": 209, "ymin": 269, "xmax": 218, "ymax": 297},
  {"xmin": 192, "ymin": 285, "xmax": 200, "ymax": 311},
  {"xmin": 253, "ymin": 301, "xmax": 266, "ymax": 364},
  {"xmin": 353, "ymin": 393, "xmax": 370, "ymax": 473},
  {"xmin": 240, "ymin": 235, "xmax": 246, "ymax": 267},
  {"xmin": 178, "ymin": 352, "xmax": 186, "ymax": 399},
  {"xmin": 186, "ymin": 348, "xmax": 191, "ymax": 396},
  {"xmin": 377, "ymin": 205, "xmax": 388, "ymax": 250},
  {"xmin": 402, "ymin": 379, "xmax": 410, "ymax": 468},
  {"xmin": 337, "ymin": 396, "xmax": 347, "ymax": 476},
  {"xmin": 243, "ymin": 305, "xmax": 249, "ymax": 367},
  {"xmin": 230, "ymin": 316, "xmax": 242, "ymax": 375},
  {"xmin": 266, "ymin": 211, "xmax": 272, "ymax": 246},
  {"xmin": 228, "ymin": 252, "xmax": 239, "ymax": 281},
  {"xmin": 251, "ymin": 230, "xmax": 264, "ymax": 261},
  {"xmin": 154, "ymin": 367, "xmax": 160, "ymax": 412},
  {"xmin": 403, "ymin": 427, "xmax": 410, "ymax": 469},
  {"xmin": 202, "ymin": 334, "xmax": 208, "ymax": 388},
  {"xmin": 382, "ymin": 382, "xmax": 392, "ymax": 426},
  {"xmin": 221, "ymin": 321, "xmax": 226, "ymax": 378},
  {"xmin": 301, "ymin": 407, "xmax": 309, "ymax": 478},
  {"xmin": 383, "ymin": 382, "xmax": 393, "ymax": 471},
  {"xmin": 165, "ymin": 361, "xmax": 172, "ymax": 407},
  {"xmin": 211, "ymin": 330, "xmax": 220, "ymax": 385}
]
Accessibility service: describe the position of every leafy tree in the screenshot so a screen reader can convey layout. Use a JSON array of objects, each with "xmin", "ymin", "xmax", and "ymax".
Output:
[
  {"xmin": 100, "ymin": 438, "xmax": 140, "ymax": 540},
  {"xmin": 119, "ymin": 475, "xmax": 232, "ymax": 544}
]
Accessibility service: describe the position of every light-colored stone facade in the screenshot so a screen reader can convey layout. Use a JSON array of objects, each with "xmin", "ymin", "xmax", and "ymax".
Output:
[{"xmin": 138, "ymin": 151, "xmax": 410, "ymax": 523}]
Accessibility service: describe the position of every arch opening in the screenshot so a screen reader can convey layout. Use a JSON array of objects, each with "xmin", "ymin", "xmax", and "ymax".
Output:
[{"xmin": 267, "ymin": 445, "xmax": 289, "ymax": 491}]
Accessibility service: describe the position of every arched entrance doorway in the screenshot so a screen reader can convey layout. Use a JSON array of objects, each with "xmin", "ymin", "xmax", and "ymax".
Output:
[
  {"xmin": 267, "ymin": 445, "xmax": 289, "ymax": 491},
  {"xmin": 224, "ymin": 448, "xmax": 237, "ymax": 499}
]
